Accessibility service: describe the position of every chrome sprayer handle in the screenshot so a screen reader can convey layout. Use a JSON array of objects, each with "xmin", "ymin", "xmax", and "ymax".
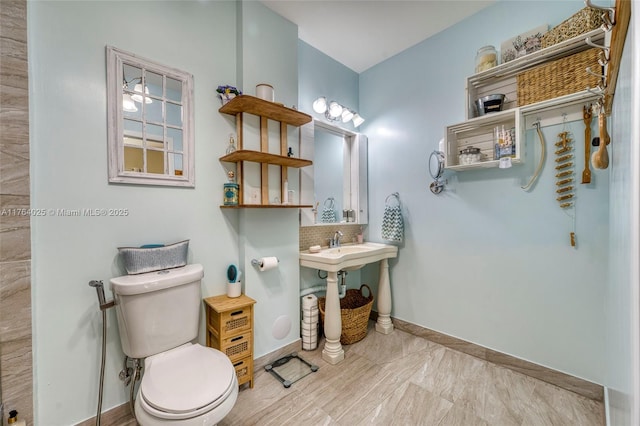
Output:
[{"xmin": 88, "ymin": 280, "xmax": 114, "ymax": 310}]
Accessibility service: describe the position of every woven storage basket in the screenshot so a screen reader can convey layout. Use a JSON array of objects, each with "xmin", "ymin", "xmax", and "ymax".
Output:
[
  {"xmin": 541, "ymin": 7, "xmax": 604, "ymax": 48},
  {"xmin": 318, "ymin": 284, "xmax": 373, "ymax": 345},
  {"xmin": 517, "ymin": 48, "xmax": 602, "ymax": 106}
]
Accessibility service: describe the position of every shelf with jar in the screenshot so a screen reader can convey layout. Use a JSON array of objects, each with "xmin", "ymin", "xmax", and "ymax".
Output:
[
  {"xmin": 465, "ymin": 29, "xmax": 605, "ymax": 120},
  {"xmin": 218, "ymin": 95, "xmax": 313, "ymax": 208},
  {"xmin": 445, "ymin": 28, "xmax": 607, "ymax": 172},
  {"xmin": 445, "ymin": 108, "xmax": 521, "ymax": 171}
]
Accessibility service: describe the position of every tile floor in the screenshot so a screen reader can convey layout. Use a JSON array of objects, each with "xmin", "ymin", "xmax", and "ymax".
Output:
[
  {"xmin": 220, "ymin": 321, "xmax": 604, "ymax": 426},
  {"xmin": 108, "ymin": 321, "xmax": 604, "ymax": 425}
]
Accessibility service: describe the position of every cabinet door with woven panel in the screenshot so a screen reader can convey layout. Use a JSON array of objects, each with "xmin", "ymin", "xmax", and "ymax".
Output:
[{"xmin": 204, "ymin": 294, "xmax": 256, "ymax": 388}]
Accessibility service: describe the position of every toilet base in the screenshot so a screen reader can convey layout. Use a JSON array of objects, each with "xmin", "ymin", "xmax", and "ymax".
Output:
[{"xmin": 134, "ymin": 376, "xmax": 238, "ymax": 426}]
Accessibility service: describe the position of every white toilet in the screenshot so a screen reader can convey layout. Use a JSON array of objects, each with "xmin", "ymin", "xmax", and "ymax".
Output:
[{"xmin": 110, "ymin": 263, "xmax": 238, "ymax": 425}]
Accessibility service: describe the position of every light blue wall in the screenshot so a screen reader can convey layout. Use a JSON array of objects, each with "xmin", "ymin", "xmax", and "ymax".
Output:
[
  {"xmin": 358, "ymin": 0, "xmax": 608, "ymax": 383},
  {"xmin": 28, "ymin": 1, "xmax": 239, "ymax": 423},
  {"xmin": 299, "ymin": 40, "xmax": 359, "ymax": 128},
  {"xmin": 606, "ymin": 10, "xmax": 638, "ymax": 424},
  {"xmin": 235, "ymin": 1, "xmax": 302, "ymax": 357}
]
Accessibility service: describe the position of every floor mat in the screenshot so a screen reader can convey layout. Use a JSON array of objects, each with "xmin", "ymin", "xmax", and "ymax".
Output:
[{"xmin": 264, "ymin": 352, "xmax": 319, "ymax": 388}]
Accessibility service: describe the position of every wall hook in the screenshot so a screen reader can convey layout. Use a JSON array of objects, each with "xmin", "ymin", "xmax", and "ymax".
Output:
[
  {"xmin": 586, "ymin": 66, "xmax": 606, "ymax": 81},
  {"xmin": 585, "ymin": 36, "xmax": 610, "ymax": 53},
  {"xmin": 597, "ymin": 50, "xmax": 610, "ymax": 67},
  {"xmin": 584, "ymin": 0, "xmax": 615, "ymax": 26},
  {"xmin": 586, "ymin": 84, "xmax": 606, "ymax": 105}
]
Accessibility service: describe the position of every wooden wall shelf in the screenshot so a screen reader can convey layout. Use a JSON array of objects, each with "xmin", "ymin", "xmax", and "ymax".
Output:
[
  {"xmin": 220, "ymin": 150, "xmax": 312, "ymax": 168},
  {"xmin": 218, "ymin": 94, "xmax": 313, "ymax": 208},
  {"xmin": 220, "ymin": 204, "xmax": 313, "ymax": 209},
  {"xmin": 219, "ymin": 95, "xmax": 312, "ymax": 126}
]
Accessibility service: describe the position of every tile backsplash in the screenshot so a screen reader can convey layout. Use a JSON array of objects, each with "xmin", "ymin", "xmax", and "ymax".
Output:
[{"xmin": 299, "ymin": 224, "xmax": 364, "ymax": 251}]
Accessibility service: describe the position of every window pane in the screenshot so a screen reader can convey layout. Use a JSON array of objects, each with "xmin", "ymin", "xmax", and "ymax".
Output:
[
  {"xmin": 124, "ymin": 146, "xmax": 143, "ymax": 172},
  {"xmin": 145, "ymin": 71, "xmax": 163, "ymax": 98},
  {"xmin": 123, "ymin": 119, "xmax": 143, "ymax": 137},
  {"xmin": 147, "ymin": 150, "xmax": 165, "ymax": 174},
  {"xmin": 170, "ymin": 153, "xmax": 184, "ymax": 176},
  {"xmin": 122, "ymin": 92, "xmax": 141, "ymax": 119},
  {"xmin": 123, "ymin": 64, "xmax": 141, "ymax": 89},
  {"xmin": 167, "ymin": 77, "xmax": 182, "ymax": 102},
  {"xmin": 166, "ymin": 102, "xmax": 182, "ymax": 127},
  {"xmin": 144, "ymin": 99, "xmax": 163, "ymax": 124},
  {"xmin": 146, "ymin": 123, "xmax": 164, "ymax": 145},
  {"xmin": 167, "ymin": 128, "xmax": 183, "ymax": 152}
]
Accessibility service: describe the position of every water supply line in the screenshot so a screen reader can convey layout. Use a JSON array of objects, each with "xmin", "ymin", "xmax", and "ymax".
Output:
[
  {"xmin": 301, "ymin": 271, "xmax": 348, "ymax": 298},
  {"xmin": 88, "ymin": 280, "xmax": 114, "ymax": 426}
]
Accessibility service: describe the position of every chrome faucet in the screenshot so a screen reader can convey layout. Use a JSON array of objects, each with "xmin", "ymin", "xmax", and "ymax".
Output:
[{"xmin": 333, "ymin": 230, "xmax": 343, "ymax": 247}]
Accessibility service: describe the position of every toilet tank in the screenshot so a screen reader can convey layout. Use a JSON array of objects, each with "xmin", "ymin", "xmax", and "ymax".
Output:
[{"xmin": 110, "ymin": 264, "xmax": 204, "ymax": 359}]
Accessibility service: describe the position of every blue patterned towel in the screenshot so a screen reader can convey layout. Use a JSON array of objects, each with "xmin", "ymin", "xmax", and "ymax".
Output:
[
  {"xmin": 382, "ymin": 195, "xmax": 403, "ymax": 242},
  {"xmin": 321, "ymin": 197, "xmax": 337, "ymax": 223}
]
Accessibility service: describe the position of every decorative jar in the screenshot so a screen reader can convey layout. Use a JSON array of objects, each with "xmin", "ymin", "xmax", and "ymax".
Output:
[{"xmin": 475, "ymin": 45, "xmax": 498, "ymax": 73}]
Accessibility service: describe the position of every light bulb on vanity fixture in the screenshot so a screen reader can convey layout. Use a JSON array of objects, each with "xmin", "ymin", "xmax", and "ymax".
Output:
[
  {"xmin": 312, "ymin": 96, "xmax": 365, "ymax": 127},
  {"xmin": 327, "ymin": 101, "xmax": 343, "ymax": 119},
  {"xmin": 312, "ymin": 96, "xmax": 327, "ymax": 114},
  {"xmin": 131, "ymin": 82, "xmax": 153, "ymax": 104},
  {"xmin": 352, "ymin": 113, "xmax": 365, "ymax": 127},
  {"xmin": 121, "ymin": 75, "xmax": 138, "ymax": 112},
  {"xmin": 341, "ymin": 108, "xmax": 354, "ymax": 123},
  {"xmin": 122, "ymin": 93, "xmax": 138, "ymax": 112}
]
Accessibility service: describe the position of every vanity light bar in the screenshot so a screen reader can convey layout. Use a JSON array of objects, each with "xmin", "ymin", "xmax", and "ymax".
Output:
[{"xmin": 312, "ymin": 96, "xmax": 365, "ymax": 127}]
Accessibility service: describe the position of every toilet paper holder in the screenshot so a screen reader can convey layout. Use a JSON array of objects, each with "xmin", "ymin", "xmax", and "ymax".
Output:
[{"xmin": 251, "ymin": 257, "xmax": 280, "ymax": 268}]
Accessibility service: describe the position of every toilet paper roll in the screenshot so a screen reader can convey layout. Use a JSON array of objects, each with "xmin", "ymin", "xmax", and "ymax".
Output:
[
  {"xmin": 302, "ymin": 294, "xmax": 318, "ymax": 309},
  {"xmin": 258, "ymin": 257, "xmax": 279, "ymax": 271},
  {"xmin": 301, "ymin": 320, "xmax": 317, "ymax": 331},
  {"xmin": 302, "ymin": 311, "xmax": 319, "ymax": 324}
]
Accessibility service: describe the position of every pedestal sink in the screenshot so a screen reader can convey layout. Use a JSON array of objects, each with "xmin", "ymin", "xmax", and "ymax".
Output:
[{"xmin": 300, "ymin": 242, "xmax": 398, "ymax": 364}]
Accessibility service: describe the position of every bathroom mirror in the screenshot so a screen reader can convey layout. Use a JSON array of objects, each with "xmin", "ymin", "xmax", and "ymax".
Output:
[
  {"xmin": 300, "ymin": 120, "xmax": 368, "ymax": 226},
  {"xmin": 429, "ymin": 150, "xmax": 445, "ymax": 180},
  {"xmin": 106, "ymin": 46, "xmax": 195, "ymax": 187},
  {"xmin": 429, "ymin": 150, "xmax": 445, "ymax": 194}
]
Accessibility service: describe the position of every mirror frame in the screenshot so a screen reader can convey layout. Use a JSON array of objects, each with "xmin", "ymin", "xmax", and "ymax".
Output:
[
  {"xmin": 300, "ymin": 120, "xmax": 368, "ymax": 226},
  {"xmin": 106, "ymin": 46, "xmax": 195, "ymax": 187}
]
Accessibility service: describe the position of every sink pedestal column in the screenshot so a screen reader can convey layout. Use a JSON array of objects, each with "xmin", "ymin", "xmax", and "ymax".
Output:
[
  {"xmin": 322, "ymin": 271, "xmax": 344, "ymax": 364},
  {"xmin": 375, "ymin": 258, "xmax": 394, "ymax": 334}
]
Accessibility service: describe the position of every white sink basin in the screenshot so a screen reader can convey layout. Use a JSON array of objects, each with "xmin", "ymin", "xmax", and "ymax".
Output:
[{"xmin": 300, "ymin": 242, "xmax": 398, "ymax": 272}]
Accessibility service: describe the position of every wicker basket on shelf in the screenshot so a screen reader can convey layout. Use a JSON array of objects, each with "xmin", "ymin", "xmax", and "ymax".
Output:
[
  {"xmin": 516, "ymin": 48, "xmax": 602, "ymax": 106},
  {"xmin": 541, "ymin": 7, "xmax": 604, "ymax": 48},
  {"xmin": 318, "ymin": 284, "xmax": 373, "ymax": 345}
]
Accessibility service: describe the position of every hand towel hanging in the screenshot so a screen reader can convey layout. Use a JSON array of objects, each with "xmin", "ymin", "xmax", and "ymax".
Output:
[
  {"xmin": 381, "ymin": 192, "xmax": 403, "ymax": 243},
  {"xmin": 321, "ymin": 197, "xmax": 337, "ymax": 223}
]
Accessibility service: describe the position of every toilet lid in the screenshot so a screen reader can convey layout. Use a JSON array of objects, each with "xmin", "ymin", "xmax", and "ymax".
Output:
[{"xmin": 141, "ymin": 344, "xmax": 235, "ymax": 414}]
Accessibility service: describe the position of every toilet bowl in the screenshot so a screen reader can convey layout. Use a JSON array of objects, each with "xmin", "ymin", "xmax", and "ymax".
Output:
[
  {"xmin": 110, "ymin": 264, "xmax": 238, "ymax": 426},
  {"xmin": 134, "ymin": 343, "xmax": 238, "ymax": 425}
]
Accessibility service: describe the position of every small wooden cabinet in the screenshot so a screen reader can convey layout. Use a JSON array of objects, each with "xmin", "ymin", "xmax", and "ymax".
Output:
[{"xmin": 204, "ymin": 294, "xmax": 256, "ymax": 388}]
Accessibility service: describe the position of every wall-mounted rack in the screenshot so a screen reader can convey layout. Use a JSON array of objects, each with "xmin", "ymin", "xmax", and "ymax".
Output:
[
  {"xmin": 446, "ymin": 0, "xmax": 630, "ymax": 172},
  {"xmin": 582, "ymin": 0, "xmax": 631, "ymax": 115},
  {"xmin": 219, "ymin": 95, "xmax": 313, "ymax": 208}
]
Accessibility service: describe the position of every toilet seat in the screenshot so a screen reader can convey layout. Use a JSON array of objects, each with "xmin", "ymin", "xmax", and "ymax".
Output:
[{"xmin": 139, "ymin": 343, "xmax": 236, "ymax": 420}]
